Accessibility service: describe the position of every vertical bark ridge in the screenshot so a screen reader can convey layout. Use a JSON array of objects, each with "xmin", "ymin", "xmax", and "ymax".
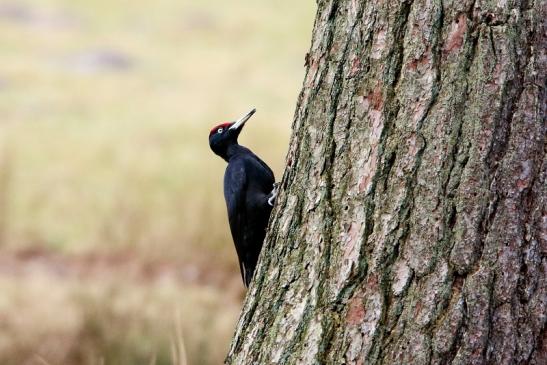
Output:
[{"xmin": 226, "ymin": 0, "xmax": 545, "ymax": 364}]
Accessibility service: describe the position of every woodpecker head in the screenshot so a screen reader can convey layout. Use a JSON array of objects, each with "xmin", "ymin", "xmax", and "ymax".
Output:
[{"xmin": 209, "ymin": 108, "xmax": 256, "ymax": 160}]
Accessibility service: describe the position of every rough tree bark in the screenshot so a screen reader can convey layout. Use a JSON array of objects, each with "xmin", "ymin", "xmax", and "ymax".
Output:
[{"xmin": 227, "ymin": 0, "xmax": 545, "ymax": 364}]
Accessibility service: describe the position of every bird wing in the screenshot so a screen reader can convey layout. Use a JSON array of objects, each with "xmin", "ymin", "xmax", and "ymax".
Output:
[
  {"xmin": 224, "ymin": 162, "xmax": 249, "ymax": 285},
  {"xmin": 250, "ymin": 153, "xmax": 275, "ymax": 184}
]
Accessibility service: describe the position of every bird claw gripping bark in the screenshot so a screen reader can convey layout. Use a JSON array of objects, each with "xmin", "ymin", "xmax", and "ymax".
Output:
[{"xmin": 268, "ymin": 182, "xmax": 280, "ymax": 207}]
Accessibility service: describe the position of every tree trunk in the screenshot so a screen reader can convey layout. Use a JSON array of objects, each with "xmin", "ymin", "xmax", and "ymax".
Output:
[{"xmin": 227, "ymin": 0, "xmax": 545, "ymax": 364}]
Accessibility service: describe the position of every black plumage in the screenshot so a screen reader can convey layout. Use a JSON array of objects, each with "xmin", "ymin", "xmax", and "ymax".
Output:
[{"xmin": 208, "ymin": 109, "xmax": 276, "ymax": 287}]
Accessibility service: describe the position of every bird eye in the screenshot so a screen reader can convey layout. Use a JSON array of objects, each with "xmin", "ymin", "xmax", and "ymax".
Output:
[{"xmin": 217, "ymin": 128, "xmax": 224, "ymax": 134}]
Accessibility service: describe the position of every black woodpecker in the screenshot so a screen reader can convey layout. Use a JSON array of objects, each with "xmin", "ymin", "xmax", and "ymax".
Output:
[{"xmin": 208, "ymin": 109, "xmax": 278, "ymax": 287}]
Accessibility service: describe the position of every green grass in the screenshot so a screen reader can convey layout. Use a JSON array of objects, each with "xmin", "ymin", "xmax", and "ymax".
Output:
[
  {"xmin": 0, "ymin": 0, "xmax": 314, "ymax": 363},
  {"xmin": 0, "ymin": 0, "xmax": 313, "ymax": 256}
]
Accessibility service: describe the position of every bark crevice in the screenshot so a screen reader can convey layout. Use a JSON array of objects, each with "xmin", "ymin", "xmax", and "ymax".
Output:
[{"xmin": 226, "ymin": 0, "xmax": 546, "ymax": 363}]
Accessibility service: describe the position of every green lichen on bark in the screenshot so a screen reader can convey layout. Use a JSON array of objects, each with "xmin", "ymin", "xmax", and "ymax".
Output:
[{"xmin": 227, "ymin": 0, "xmax": 546, "ymax": 364}]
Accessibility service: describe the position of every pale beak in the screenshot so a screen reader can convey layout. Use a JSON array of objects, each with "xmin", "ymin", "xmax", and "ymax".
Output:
[{"xmin": 229, "ymin": 108, "xmax": 256, "ymax": 131}]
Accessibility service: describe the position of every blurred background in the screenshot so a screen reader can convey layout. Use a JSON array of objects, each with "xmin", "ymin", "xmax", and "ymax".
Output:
[{"xmin": 0, "ymin": 0, "xmax": 313, "ymax": 364}]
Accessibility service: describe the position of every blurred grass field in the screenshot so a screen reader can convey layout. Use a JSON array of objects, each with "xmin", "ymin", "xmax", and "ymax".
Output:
[{"xmin": 0, "ymin": 0, "xmax": 314, "ymax": 364}]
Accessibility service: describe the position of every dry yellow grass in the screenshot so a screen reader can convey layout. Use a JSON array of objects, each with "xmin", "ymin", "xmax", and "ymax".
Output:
[
  {"xmin": 0, "ymin": 0, "xmax": 314, "ymax": 363},
  {"xmin": 0, "ymin": 266, "xmax": 240, "ymax": 364}
]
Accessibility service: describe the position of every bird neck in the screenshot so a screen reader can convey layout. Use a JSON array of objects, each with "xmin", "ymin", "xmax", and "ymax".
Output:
[{"xmin": 225, "ymin": 143, "xmax": 249, "ymax": 162}]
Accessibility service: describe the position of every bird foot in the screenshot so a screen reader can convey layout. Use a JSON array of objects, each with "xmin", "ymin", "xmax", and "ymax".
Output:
[{"xmin": 267, "ymin": 183, "xmax": 280, "ymax": 206}]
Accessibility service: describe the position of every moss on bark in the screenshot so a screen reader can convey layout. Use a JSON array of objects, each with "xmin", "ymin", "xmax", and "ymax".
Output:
[{"xmin": 227, "ymin": 1, "xmax": 546, "ymax": 364}]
